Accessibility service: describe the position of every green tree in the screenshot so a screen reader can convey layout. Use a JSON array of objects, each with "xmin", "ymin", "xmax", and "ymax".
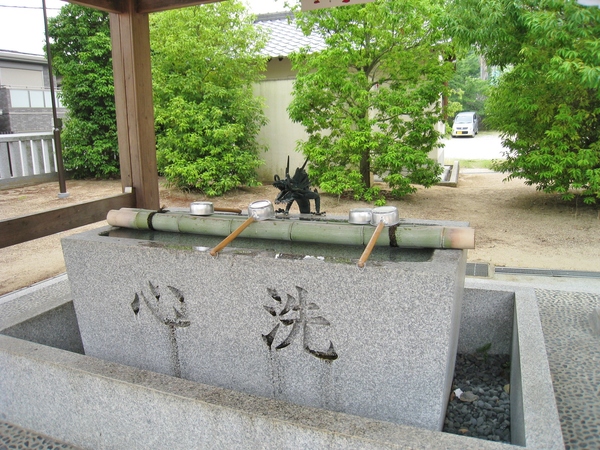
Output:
[
  {"xmin": 448, "ymin": 0, "xmax": 600, "ymax": 203},
  {"xmin": 287, "ymin": 0, "xmax": 452, "ymax": 204},
  {"xmin": 151, "ymin": 1, "xmax": 268, "ymax": 196},
  {"xmin": 48, "ymin": 5, "xmax": 118, "ymax": 178}
]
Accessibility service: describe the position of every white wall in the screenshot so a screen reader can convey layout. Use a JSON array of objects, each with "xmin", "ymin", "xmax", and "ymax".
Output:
[
  {"xmin": 0, "ymin": 67, "xmax": 44, "ymax": 89},
  {"xmin": 253, "ymin": 60, "xmax": 308, "ymax": 182}
]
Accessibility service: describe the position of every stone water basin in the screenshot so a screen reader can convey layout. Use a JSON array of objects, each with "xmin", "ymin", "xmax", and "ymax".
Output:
[{"xmin": 62, "ymin": 216, "xmax": 467, "ymax": 431}]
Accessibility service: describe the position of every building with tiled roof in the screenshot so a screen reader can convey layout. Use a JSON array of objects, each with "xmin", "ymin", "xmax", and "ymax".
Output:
[
  {"xmin": 253, "ymin": 12, "xmax": 324, "ymax": 181},
  {"xmin": 255, "ymin": 12, "xmax": 326, "ymax": 59}
]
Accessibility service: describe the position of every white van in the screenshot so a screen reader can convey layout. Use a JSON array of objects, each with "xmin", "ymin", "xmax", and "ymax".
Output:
[{"xmin": 452, "ymin": 111, "xmax": 479, "ymax": 137}]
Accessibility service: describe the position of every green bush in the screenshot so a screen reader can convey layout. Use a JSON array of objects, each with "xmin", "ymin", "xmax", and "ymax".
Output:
[
  {"xmin": 151, "ymin": 2, "xmax": 268, "ymax": 195},
  {"xmin": 449, "ymin": 0, "xmax": 600, "ymax": 204},
  {"xmin": 48, "ymin": 5, "xmax": 119, "ymax": 178}
]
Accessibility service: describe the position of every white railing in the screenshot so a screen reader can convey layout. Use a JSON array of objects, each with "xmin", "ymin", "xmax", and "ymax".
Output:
[{"xmin": 0, "ymin": 132, "xmax": 57, "ymax": 182}]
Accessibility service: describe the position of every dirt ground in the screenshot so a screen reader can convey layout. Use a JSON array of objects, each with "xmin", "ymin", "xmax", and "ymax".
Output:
[{"xmin": 1, "ymin": 172, "xmax": 599, "ymax": 296}]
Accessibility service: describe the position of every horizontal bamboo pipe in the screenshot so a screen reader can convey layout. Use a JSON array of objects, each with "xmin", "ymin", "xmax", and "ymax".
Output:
[{"xmin": 106, "ymin": 209, "xmax": 475, "ymax": 249}]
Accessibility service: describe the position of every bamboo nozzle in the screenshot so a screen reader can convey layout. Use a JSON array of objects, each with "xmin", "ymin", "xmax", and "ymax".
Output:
[{"xmin": 106, "ymin": 209, "xmax": 137, "ymax": 228}]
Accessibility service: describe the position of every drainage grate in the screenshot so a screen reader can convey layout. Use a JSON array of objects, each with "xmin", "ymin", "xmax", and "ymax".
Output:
[
  {"xmin": 494, "ymin": 267, "xmax": 600, "ymax": 279},
  {"xmin": 465, "ymin": 264, "xmax": 600, "ymax": 279},
  {"xmin": 466, "ymin": 263, "xmax": 489, "ymax": 277}
]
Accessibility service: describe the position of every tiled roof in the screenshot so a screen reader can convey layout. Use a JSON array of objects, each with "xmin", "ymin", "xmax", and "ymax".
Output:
[{"xmin": 255, "ymin": 12, "xmax": 326, "ymax": 58}]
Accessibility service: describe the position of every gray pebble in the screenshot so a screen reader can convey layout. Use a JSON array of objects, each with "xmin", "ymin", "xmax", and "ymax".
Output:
[{"xmin": 444, "ymin": 353, "xmax": 511, "ymax": 443}]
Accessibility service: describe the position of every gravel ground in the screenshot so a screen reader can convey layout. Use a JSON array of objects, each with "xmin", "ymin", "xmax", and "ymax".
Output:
[{"xmin": 444, "ymin": 353, "xmax": 511, "ymax": 443}]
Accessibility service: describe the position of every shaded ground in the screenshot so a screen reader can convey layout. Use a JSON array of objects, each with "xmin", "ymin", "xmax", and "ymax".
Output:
[{"xmin": 1, "ymin": 172, "xmax": 599, "ymax": 296}]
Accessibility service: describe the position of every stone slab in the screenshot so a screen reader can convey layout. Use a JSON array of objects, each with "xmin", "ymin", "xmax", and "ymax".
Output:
[
  {"xmin": 0, "ymin": 274, "xmax": 83, "ymax": 354},
  {"xmin": 62, "ymin": 222, "xmax": 467, "ymax": 431},
  {"xmin": 537, "ymin": 290, "xmax": 600, "ymax": 449},
  {"xmin": 459, "ymin": 288, "xmax": 514, "ymax": 354},
  {"xmin": 0, "ymin": 334, "xmax": 510, "ymax": 450}
]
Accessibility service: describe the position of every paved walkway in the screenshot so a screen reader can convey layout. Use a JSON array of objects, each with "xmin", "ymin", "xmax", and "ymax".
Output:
[
  {"xmin": 536, "ymin": 289, "xmax": 600, "ymax": 450},
  {"xmin": 441, "ymin": 131, "xmax": 507, "ymax": 161},
  {"xmin": 1, "ymin": 272, "xmax": 599, "ymax": 449},
  {"xmin": 0, "ymin": 421, "xmax": 80, "ymax": 450}
]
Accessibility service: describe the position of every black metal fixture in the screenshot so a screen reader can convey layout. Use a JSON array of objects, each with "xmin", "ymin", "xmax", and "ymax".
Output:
[{"xmin": 42, "ymin": 0, "xmax": 69, "ymax": 198}]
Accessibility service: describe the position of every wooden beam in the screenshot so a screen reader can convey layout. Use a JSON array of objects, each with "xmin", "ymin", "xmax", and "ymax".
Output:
[
  {"xmin": 65, "ymin": 0, "xmax": 123, "ymax": 13},
  {"xmin": 137, "ymin": 0, "xmax": 222, "ymax": 14},
  {"xmin": 110, "ymin": 1, "xmax": 160, "ymax": 210},
  {"xmin": 64, "ymin": 0, "xmax": 224, "ymax": 14},
  {"xmin": 0, "ymin": 192, "xmax": 135, "ymax": 248}
]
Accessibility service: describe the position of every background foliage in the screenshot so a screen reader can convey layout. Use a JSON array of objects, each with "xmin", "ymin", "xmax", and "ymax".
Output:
[
  {"xmin": 448, "ymin": 0, "xmax": 600, "ymax": 203},
  {"xmin": 288, "ymin": 0, "xmax": 453, "ymax": 204},
  {"xmin": 447, "ymin": 51, "xmax": 491, "ymax": 128},
  {"xmin": 48, "ymin": 5, "xmax": 118, "ymax": 178},
  {"xmin": 49, "ymin": 1, "xmax": 267, "ymax": 193},
  {"xmin": 151, "ymin": 1, "xmax": 268, "ymax": 195}
]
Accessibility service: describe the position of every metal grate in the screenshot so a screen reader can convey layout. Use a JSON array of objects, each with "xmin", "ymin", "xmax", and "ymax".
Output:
[
  {"xmin": 494, "ymin": 267, "xmax": 600, "ymax": 279},
  {"xmin": 465, "ymin": 262, "xmax": 489, "ymax": 277}
]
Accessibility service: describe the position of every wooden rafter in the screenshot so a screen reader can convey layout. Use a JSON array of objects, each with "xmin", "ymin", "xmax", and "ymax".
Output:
[
  {"xmin": 63, "ymin": 0, "xmax": 222, "ymax": 14},
  {"xmin": 137, "ymin": 0, "xmax": 221, "ymax": 13},
  {"xmin": 65, "ymin": 0, "xmax": 122, "ymax": 13}
]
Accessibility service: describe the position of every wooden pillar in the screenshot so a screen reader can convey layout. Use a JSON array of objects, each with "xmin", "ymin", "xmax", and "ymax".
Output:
[{"xmin": 110, "ymin": 0, "xmax": 159, "ymax": 210}]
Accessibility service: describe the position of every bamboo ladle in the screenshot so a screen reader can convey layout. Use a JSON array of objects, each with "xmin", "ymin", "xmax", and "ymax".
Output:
[
  {"xmin": 357, "ymin": 206, "xmax": 400, "ymax": 268},
  {"xmin": 209, "ymin": 200, "xmax": 274, "ymax": 256}
]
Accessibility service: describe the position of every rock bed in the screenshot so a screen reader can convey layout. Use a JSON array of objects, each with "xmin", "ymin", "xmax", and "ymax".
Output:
[{"xmin": 444, "ymin": 353, "xmax": 511, "ymax": 443}]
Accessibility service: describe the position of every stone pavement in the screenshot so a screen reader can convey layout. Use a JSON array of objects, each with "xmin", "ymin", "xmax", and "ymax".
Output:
[
  {"xmin": 0, "ymin": 421, "xmax": 80, "ymax": 449},
  {"xmin": 1, "ymin": 270, "xmax": 599, "ymax": 449},
  {"xmin": 536, "ymin": 289, "xmax": 600, "ymax": 450}
]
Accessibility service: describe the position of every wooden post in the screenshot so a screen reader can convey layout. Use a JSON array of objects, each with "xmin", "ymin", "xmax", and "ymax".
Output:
[{"xmin": 110, "ymin": 0, "xmax": 159, "ymax": 210}]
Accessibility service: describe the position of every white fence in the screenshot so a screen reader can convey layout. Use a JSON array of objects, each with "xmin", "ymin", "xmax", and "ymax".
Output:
[{"xmin": 0, "ymin": 132, "xmax": 57, "ymax": 188}]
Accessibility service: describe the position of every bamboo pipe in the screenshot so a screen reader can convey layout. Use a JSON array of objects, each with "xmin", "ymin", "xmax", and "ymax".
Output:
[
  {"xmin": 106, "ymin": 209, "xmax": 475, "ymax": 249},
  {"xmin": 209, "ymin": 217, "xmax": 255, "ymax": 256},
  {"xmin": 357, "ymin": 221, "xmax": 384, "ymax": 268}
]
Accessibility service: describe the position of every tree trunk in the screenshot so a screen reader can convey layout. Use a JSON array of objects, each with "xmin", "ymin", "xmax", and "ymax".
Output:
[
  {"xmin": 442, "ymin": 81, "xmax": 449, "ymax": 122},
  {"xmin": 359, "ymin": 105, "xmax": 372, "ymax": 188},
  {"xmin": 360, "ymin": 149, "xmax": 371, "ymax": 188}
]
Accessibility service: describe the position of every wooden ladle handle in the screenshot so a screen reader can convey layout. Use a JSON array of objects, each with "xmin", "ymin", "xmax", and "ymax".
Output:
[
  {"xmin": 357, "ymin": 221, "xmax": 385, "ymax": 268},
  {"xmin": 214, "ymin": 207, "xmax": 242, "ymax": 214},
  {"xmin": 209, "ymin": 217, "xmax": 255, "ymax": 256}
]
